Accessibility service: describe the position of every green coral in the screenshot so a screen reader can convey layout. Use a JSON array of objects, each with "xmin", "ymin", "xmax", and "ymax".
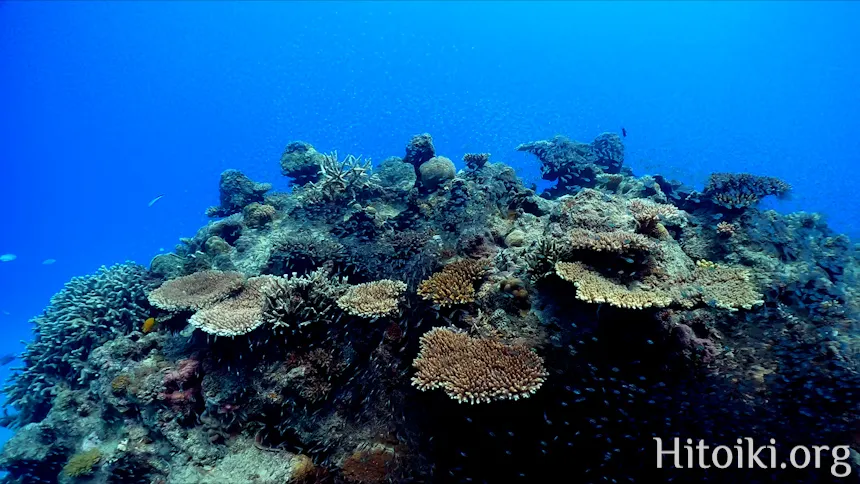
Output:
[{"xmin": 62, "ymin": 448, "xmax": 101, "ymax": 478}]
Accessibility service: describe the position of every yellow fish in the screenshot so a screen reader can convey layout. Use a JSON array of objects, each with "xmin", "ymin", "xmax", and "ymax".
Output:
[{"xmin": 142, "ymin": 317, "xmax": 157, "ymax": 333}]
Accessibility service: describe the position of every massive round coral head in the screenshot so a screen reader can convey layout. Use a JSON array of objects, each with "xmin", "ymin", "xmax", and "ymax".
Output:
[
  {"xmin": 411, "ymin": 327, "xmax": 548, "ymax": 404},
  {"xmin": 147, "ymin": 270, "xmax": 245, "ymax": 311}
]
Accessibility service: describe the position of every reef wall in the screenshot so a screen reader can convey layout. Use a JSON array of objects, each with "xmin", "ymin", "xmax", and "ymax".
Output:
[{"xmin": 2, "ymin": 133, "xmax": 858, "ymax": 483}]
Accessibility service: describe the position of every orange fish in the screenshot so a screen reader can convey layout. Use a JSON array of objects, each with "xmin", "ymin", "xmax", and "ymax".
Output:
[{"xmin": 142, "ymin": 317, "xmax": 157, "ymax": 333}]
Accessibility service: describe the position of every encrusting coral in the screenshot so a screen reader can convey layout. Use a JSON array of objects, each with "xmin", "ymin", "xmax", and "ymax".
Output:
[
  {"xmin": 411, "ymin": 327, "xmax": 548, "ymax": 404},
  {"xmin": 2, "ymin": 131, "xmax": 857, "ymax": 484},
  {"xmin": 243, "ymin": 202, "xmax": 277, "ymax": 228}
]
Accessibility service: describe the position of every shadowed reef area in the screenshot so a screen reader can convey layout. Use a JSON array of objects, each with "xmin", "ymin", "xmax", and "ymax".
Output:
[{"xmin": 2, "ymin": 133, "xmax": 858, "ymax": 483}]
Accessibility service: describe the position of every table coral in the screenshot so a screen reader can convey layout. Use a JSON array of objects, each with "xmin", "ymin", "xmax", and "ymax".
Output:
[
  {"xmin": 417, "ymin": 259, "xmax": 490, "ymax": 307},
  {"xmin": 411, "ymin": 327, "xmax": 548, "ymax": 404},
  {"xmin": 337, "ymin": 280, "xmax": 407, "ymax": 319},
  {"xmin": 147, "ymin": 270, "xmax": 245, "ymax": 311}
]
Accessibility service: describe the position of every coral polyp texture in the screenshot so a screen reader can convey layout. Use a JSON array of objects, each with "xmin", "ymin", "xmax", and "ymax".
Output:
[
  {"xmin": 411, "ymin": 327, "xmax": 548, "ymax": 404},
  {"xmin": 148, "ymin": 269, "xmax": 245, "ymax": 311},
  {"xmin": 2, "ymin": 131, "xmax": 858, "ymax": 483},
  {"xmin": 417, "ymin": 258, "xmax": 490, "ymax": 307},
  {"xmin": 187, "ymin": 275, "xmax": 276, "ymax": 336},
  {"xmin": 336, "ymin": 279, "xmax": 407, "ymax": 318},
  {"xmin": 555, "ymin": 260, "xmax": 674, "ymax": 309}
]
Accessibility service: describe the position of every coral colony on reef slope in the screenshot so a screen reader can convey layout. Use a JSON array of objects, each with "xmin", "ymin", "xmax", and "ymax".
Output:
[{"xmin": 1, "ymin": 133, "xmax": 859, "ymax": 484}]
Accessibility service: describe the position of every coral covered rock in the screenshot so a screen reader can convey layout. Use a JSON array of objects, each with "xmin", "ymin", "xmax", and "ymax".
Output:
[
  {"xmin": 404, "ymin": 133, "xmax": 436, "ymax": 167},
  {"xmin": 371, "ymin": 156, "xmax": 416, "ymax": 192},
  {"xmin": 206, "ymin": 169, "xmax": 272, "ymax": 217},
  {"xmin": 280, "ymin": 141, "xmax": 326, "ymax": 186}
]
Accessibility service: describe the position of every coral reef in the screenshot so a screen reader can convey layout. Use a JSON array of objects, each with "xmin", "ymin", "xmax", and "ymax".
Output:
[
  {"xmin": 517, "ymin": 132, "xmax": 627, "ymax": 197},
  {"xmin": 2, "ymin": 263, "xmax": 158, "ymax": 426},
  {"xmin": 206, "ymin": 169, "xmax": 272, "ymax": 218},
  {"xmin": 703, "ymin": 172, "xmax": 791, "ymax": 209},
  {"xmin": 2, "ymin": 131, "xmax": 858, "ymax": 484}
]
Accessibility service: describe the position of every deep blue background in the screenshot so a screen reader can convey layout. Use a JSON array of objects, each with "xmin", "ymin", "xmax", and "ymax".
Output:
[{"xmin": 1, "ymin": 1, "xmax": 858, "ymax": 444}]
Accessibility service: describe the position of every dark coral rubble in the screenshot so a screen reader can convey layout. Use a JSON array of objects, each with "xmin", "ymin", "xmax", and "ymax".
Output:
[{"xmin": 2, "ymin": 132, "xmax": 859, "ymax": 483}]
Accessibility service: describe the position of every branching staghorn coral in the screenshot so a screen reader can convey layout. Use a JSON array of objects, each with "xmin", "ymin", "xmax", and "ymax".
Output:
[
  {"xmin": 310, "ymin": 151, "xmax": 373, "ymax": 203},
  {"xmin": 261, "ymin": 266, "xmax": 349, "ymax": 334},
  {"xmin": 411, "ymin": 327, "xmax": 548, "ymax": 404}
]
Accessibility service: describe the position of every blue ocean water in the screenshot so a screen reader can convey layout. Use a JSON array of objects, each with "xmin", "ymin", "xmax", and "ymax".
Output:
[{"xmin": 0, "ymin": 0, "xmax": 857, "ymax": 449}]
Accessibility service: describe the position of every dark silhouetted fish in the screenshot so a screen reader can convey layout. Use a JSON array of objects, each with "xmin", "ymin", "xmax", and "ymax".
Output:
[
  {"xmin": 622, "ymin": 127, "xmax": 627, "ymax": 137},
  {"xmin": 0, "ymin": 353, "xmax": 16, "ymax": 366}
]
